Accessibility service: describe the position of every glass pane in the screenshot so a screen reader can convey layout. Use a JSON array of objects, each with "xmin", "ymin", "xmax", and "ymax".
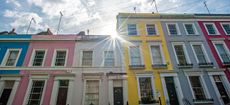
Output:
[
  {"xmin": 151, "ymin": 46, "xmax": 163, "ymax": 64},
  {"xmin": 27, "ymin": 80, "xmax": 45, "ymax": 105},
  {"xmin": 147, "ymin": 24, "xmax": 156, "ymax": 35},
  {"xmin": 82, "ymin": 51, "xmax": 93, "ymax": 66},
  {"xmin": 205, "ymin": 24, "xmax": 216, "ymax": 34},
  {"xmin": 5, "ymin": 50, "xmax": 19, "ymax": 66},
  {"xmin": 189, "ymin": 76, "xmax": 206, "ymax": 100},
  {"xmin": 215, "ymin": 44, "xmax": 230, "ymax": 63},
  {"xmin": 168, "ymin": 24, "xmax": 178, "ymax": 35},
  {"xmin": 174, "ymin": 45, "xmax": 187, "ymax": 65},
  {"xmin": 138, "ymin": 77, "xmax": 154, "ymax": 104},
  {"xmin": 128, "ymin": 24, "xmax": 137, "ymax": 35},
  {"xmin": 185, "ymin": 24, "xmax": 195, "ymax": 34},
  {"xmin": 193, "ymin": 45, "xmax": 207, "ymax": 63},
  {"xmin": 223, "ymin": 24, "xmax": 230, "ymax": 34},
  {"xmin": 55, "ymin": 51, "xmax": 66, "ymax": 66},
  {"xmin": 130, "ymin": 46, "xmax": 142, "ymax": 65},
  {"xmin": 104, "ymin": 51, "xmax": 114, "ymax": 67},
  {"xmin": 85, "ymin": 80, "xmax": 99, "ymax": 105},
  {"xmin": 33, "ymin": 51, "xmax": 45, "ymax": 66}
]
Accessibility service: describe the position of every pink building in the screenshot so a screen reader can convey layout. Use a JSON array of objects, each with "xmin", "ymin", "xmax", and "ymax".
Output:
[
  {"xmin": 13, "ymin": 35, "xmax": 77, "ymax": 105},
  {"xmin": 196, "ymin": 14, "xmax": 230, "ymax": 82}
]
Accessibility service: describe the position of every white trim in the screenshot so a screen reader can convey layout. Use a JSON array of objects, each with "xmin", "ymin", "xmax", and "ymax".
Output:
[
  {"xmin": 190, "ymin": 42, "xmax": 211, "ymax": 63},
  {"xmin": 212, "ymin": 41, "xmax": 230, "ymax": 63},
  {"xmin": 51, "ymin": 49, "xmax": 68, "ymax": 67},
  {"xmin": 172, "ymin": 42, "xmax": 191, "ymax": 64},
  {"xmin": 128, "ymin": 45, "xmax": 144, "ymax": 65},
  {"xmin": 23, "ymin": 78, "xmax": 47, "ymax": 105},
  {"xmin": 208, "ymin": 72, "xmax": 230, "ymax": 105},
  {"xmin": 149, "ymin": 42, "xmax": 166, "ymax": 65},
  {"xmin": 127, "ymin": 24, "xmax": 139, "ymax": 36},
  {"xmin": 183, "ymin": 23, "xmax": 199, "ymax": 35},
  {"xmin": 220, "ymin": 22, "xmax": 230, "ymax": 35},
  {"xmin": 136, "ymin": 74, "xmax": 157, "ymax": 101},
  {"xmin": 82, "ymin": 79, "xmax": 101, "ymax": 105},
  {"xmin": 203, "ymin": 23, "xmax": 220, "ymax": 35},
  {"xmin": 160, "ymin": 73, "xmax": 183, "ymax": 105},
  {"xmin": 1, "ymin": 49, "xmax": 22, "ymax": 67},
  {"xmin": 145, "ymin": 24, "xmax": 159, "ymax": 36},
  {"xmin": 29, "ymin": 49, "xmax": 47, "ymax": 67},
  {"xmin": 166, "ymin": 23, "xmax": 181, "ymax": 35},
  {"xmin": 185, "ymin": 73, "xmax": 211, "ymax": 100}
]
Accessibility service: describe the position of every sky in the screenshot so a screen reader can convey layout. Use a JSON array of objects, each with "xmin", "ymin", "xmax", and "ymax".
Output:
[{"xmin": 0, "ymin": 0, "xmax": 229, "ymax": 35}]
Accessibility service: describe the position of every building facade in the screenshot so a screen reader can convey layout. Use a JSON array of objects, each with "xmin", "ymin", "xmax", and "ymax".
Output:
[{"xmin": 117, "ymin": 13, "xmax": 174, "ymax": 105}]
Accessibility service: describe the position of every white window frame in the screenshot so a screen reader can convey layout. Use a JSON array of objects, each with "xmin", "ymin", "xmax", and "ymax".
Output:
[
  {"xmin": 208, "ymin": 72, "xmax": 230, "ymax": 105},
  {"xmin": 82, "ymin": 79, "xmax": 101, "ymax": 105},
  {"xmin": 185, "ymin": 73, "xmax": 211, "ymax": 100},
  {"xmin": 220, "ymin": 22, "xmax": 230, "ymax": 35},
  {"xmin": 160, "ymin": 73, "xmax": 184, "ymax": 105},
  {"xmin": 29, "ymin": 49, "xmax": 47, "ymax": 67},
  {"xmin": 23, "ymin": 77, "xmax": 47, "ymax": 105},
  {"xmin": 145, "ymin": 24, "xmax": 158, "ymax": 36},
  {"xmin": 1, "ymin": 49, "xmax": 22, "ymax": 67},
  {"xmin": 128, "ymin": 45, "xmax": 144, "ymax": 65},
  {"xmin": 166, "ymin": 23, "xmax": 181, "ymax": 35},
  {"xmin": 183, "ymin": 23, "xmax": 199, "ymax": 35},
  {"xmin": 52, "ymin": 49, "xmax": 68, "ymax": 67},
  {"xmin": 204, "ymin": 23, "xmax": 220, "ymax": 35},
  {"xmin": 190, "ymin": 42, "xmax": 211, "ymax": 64},
  {"xmin": 103, "ymin": 50, "xmax": 115, "ymax": 67},
  {"xmin": 212, "ymin": 41, "xmax": 230, "ymax": 63},
  {"xmin": 149, "ymin": 42, "xmax": 166, "ymax": 65},
  {"xmin": 80, "ymin": 50, "xmax": 94, "ymax": 67},
  {"xmin": 136, "ymin": 74, "xmax": 156, "ymax": 102},
  {"xmin": 127, "ymin": 24, "xmax": 139, "ymax": 36},
  {"xmin": 172, "ymin": 42, "xmax": 191, "ymax": 64}
]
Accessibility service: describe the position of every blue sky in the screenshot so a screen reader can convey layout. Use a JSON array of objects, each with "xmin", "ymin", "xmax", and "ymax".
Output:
[{"xmin": 0, "ymin": 0, "xmax": 229, "ymax": 35}]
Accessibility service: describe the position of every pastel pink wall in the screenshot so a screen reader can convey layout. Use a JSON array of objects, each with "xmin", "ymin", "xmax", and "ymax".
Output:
[
  {"xmin": 23, "ymin": 35, "xmax": 77, "ymax": 67},
  {"xmin": 198, "ymin": 21, "xmax": 230, "ymax": 82}
]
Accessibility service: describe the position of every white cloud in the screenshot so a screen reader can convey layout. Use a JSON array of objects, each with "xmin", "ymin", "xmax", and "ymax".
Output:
[{"xmin": 6, "ymin": 0, "xmax": 21, "ymax": 7}]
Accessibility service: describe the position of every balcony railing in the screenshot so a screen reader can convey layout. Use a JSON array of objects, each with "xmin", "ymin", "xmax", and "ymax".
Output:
[
  {"xmin": 193, "ymin": 98, "xmax": 214, "ymax": 104},
  {"xmin": 198, "ymin": 62, "xmax": 213, "ymax": 68},
  {"xmin": 223, "ymin": 62, "xmax": 230, "ymax": 67},
  {"xmin": 152, "ymin": 64, "xmax": 167, "ymax": 69},
  {"xmin": 129, "ymin": 65, "xmax": 145, "ymax": 70},
  {"xmin": 178, "ymin": 63, "xmax": 193, "ymax": 68},
  {"xmin": 139, "ymin": 99, "xmax": 159, "ymax": 105}
]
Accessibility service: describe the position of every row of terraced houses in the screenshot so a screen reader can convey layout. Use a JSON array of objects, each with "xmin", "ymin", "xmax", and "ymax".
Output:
[{"xmin": 0, "ymin": 13, "xmax": 230, "ymax": 105}]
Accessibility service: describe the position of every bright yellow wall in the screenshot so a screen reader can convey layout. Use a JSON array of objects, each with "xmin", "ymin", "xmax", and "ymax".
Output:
[{"xmin": 119, "ymin": 13, "xmax": 172, "ymax": 105}]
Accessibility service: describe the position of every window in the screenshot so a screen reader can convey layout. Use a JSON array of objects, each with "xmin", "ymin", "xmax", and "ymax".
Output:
[
  {"xmin": 2, "ymin": 49, "xmax": 20, "ymax": 66},
  {"xmin": 173, "ymin": 44, "xmax": 189, "ymax": 65},
  {"xmin": 204, "ymin": 23, "xmax": 218, "ymax": 35},
  {"xmin": 150, "ymin": 45, "xmax": 163, "ymax": 64},
  {"xmin": 213, "ymin": 75, "xmax": 230, "ymax": 104},
  {"xmin": 146, "ymin": 24, "xmax": 157, "ymax": 35},
  {"xmin": 56, "ymin": 80, "xmax": 69, "ymax": 105},
  {"xmin": 189, "ymin": 76, "xmax": 206, "ymax": 100},
  {"xmin": 213, "ymin": 42, "xmax": 230, "ymax": 63},
  {"xmin": 82, "ymin": 51, "xmax": 93, "ymax": 66},
  {"xmin": 27, "ymin": 80, "xmax": 45, "ymax": 105},
  {"xmin": 84, "ymin": 80, "xmax": 99, "ymax": 105},
  {"xmin": 184, "ymin": 24, "xmax": 197, "ymax": 35},
  {"xmin": 128, "ymin": 24, "xmax": 137, "ymax": 35},
  {"xmin": 191, "ymin": 44, "xmax": 208, "ymax": 64},
  {"xmin": 129, "ymin": 46, "xmax": 142, "ymax": 65},
  {"xmin": 54, "ymin": 50, "xmax": 67, "ymax": 66},
  {"xmin": 138, "ymin": 77, "xmax": 154, "ymax": 104},
  {"xmin": 32, "ymin": 50, "xmax": 45, "ymax": 66},
  {"xmin": 104, "ymin": 51, "xmax": 115, "ymax": 67},
  {"xmin": 0, "ymin": 81, "xmax": 15, "ymax": 105},
  {"xmin": 221, "ymin": 23, "xmax": 230, "ymax": 35},
  {"xmin": 167, "ymin": 23, "xmax": 179, "ymax": 35}
]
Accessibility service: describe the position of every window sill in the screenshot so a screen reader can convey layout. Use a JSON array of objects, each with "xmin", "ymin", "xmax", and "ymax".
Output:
[
  {"xmin": 152, "ymin": 64, "xmax": 167, "ymax": 69},
  {"xmin": 193, "ymin": 98, "xmax": 214, "ymax": 104},
  {"xmin": 186, "ymin": 34, "xmax": 199, "ymax": 36},
  {"xmin": 129, "ymin": 65, "xmax": 145, "ymax": 70},
  {"xmin": 139, "ymin": 100, "xmax": 159, "ymax": 105},
  {"xmin": 178, "ymin": 63, "xmax": 193, "ymax": 68},
  {"xmin": 198, "ymin": 63, "xmax": 213, "ymax": 68}
]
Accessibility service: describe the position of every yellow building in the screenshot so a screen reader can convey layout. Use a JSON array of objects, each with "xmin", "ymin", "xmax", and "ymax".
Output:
[{"xmin": 117, "ymin": 13, "xmax": 173, "ymax": 105}]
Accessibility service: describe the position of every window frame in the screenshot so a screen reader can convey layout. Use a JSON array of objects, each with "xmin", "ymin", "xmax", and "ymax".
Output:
[
  {"xmin": 103, "ymin": 51, "xmax": 115, "ymax": 67},
  {"xmin": 81, "ymin": 50, "xmax": 94, "ymax": 67},
  {"xmin": 52, "ymin": 49, "xmax": 68, "ymax": 67},
  {"xmin": 166, "ymin": 23, "xmax": 181, "ymax": 35},
  {"xmin": 204, "ymin": 23, "xmax": 220, "ymax": 35},
  {"xmin": 128, "ymin": 45, "xmax": 144, "ymax": 66},
  {"xmin": 136, "ymin": 74, "xmax": 156, "ymax": 103},
  {"xmin": 145, "ymin": 24, "xmax": 158, "ymax": 36},
  {"xmin": 212, "ymin": 41, "xmax": 230, "ymax": 63},
  {"xmin": 29, "ymin": 49, "xmax": 47, "ymax": 67},
  {"xmin": 149, "ymin": 42, "xmax": 166, "ymax": 65},
  {"xmin": 183, "ymin": 23, "xmax": 199, "ymax": 35},
  {"xmin": 190, "ymin": 42, "xmax": 210, "ymax": 64},
  {"xmin": 172, "ymin": 42, "xmax": 191, "ymax": 65},
  {"xmin": 127, "ymin": 24, "xmax": 139, "ymax": 36},
  {"xmin": 1, "ymin": 49, "xmax": 22, "ymax": 67},
  {"xmin": 221, "ymin": 22, "xmax": 230, "ymax": 35}
]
